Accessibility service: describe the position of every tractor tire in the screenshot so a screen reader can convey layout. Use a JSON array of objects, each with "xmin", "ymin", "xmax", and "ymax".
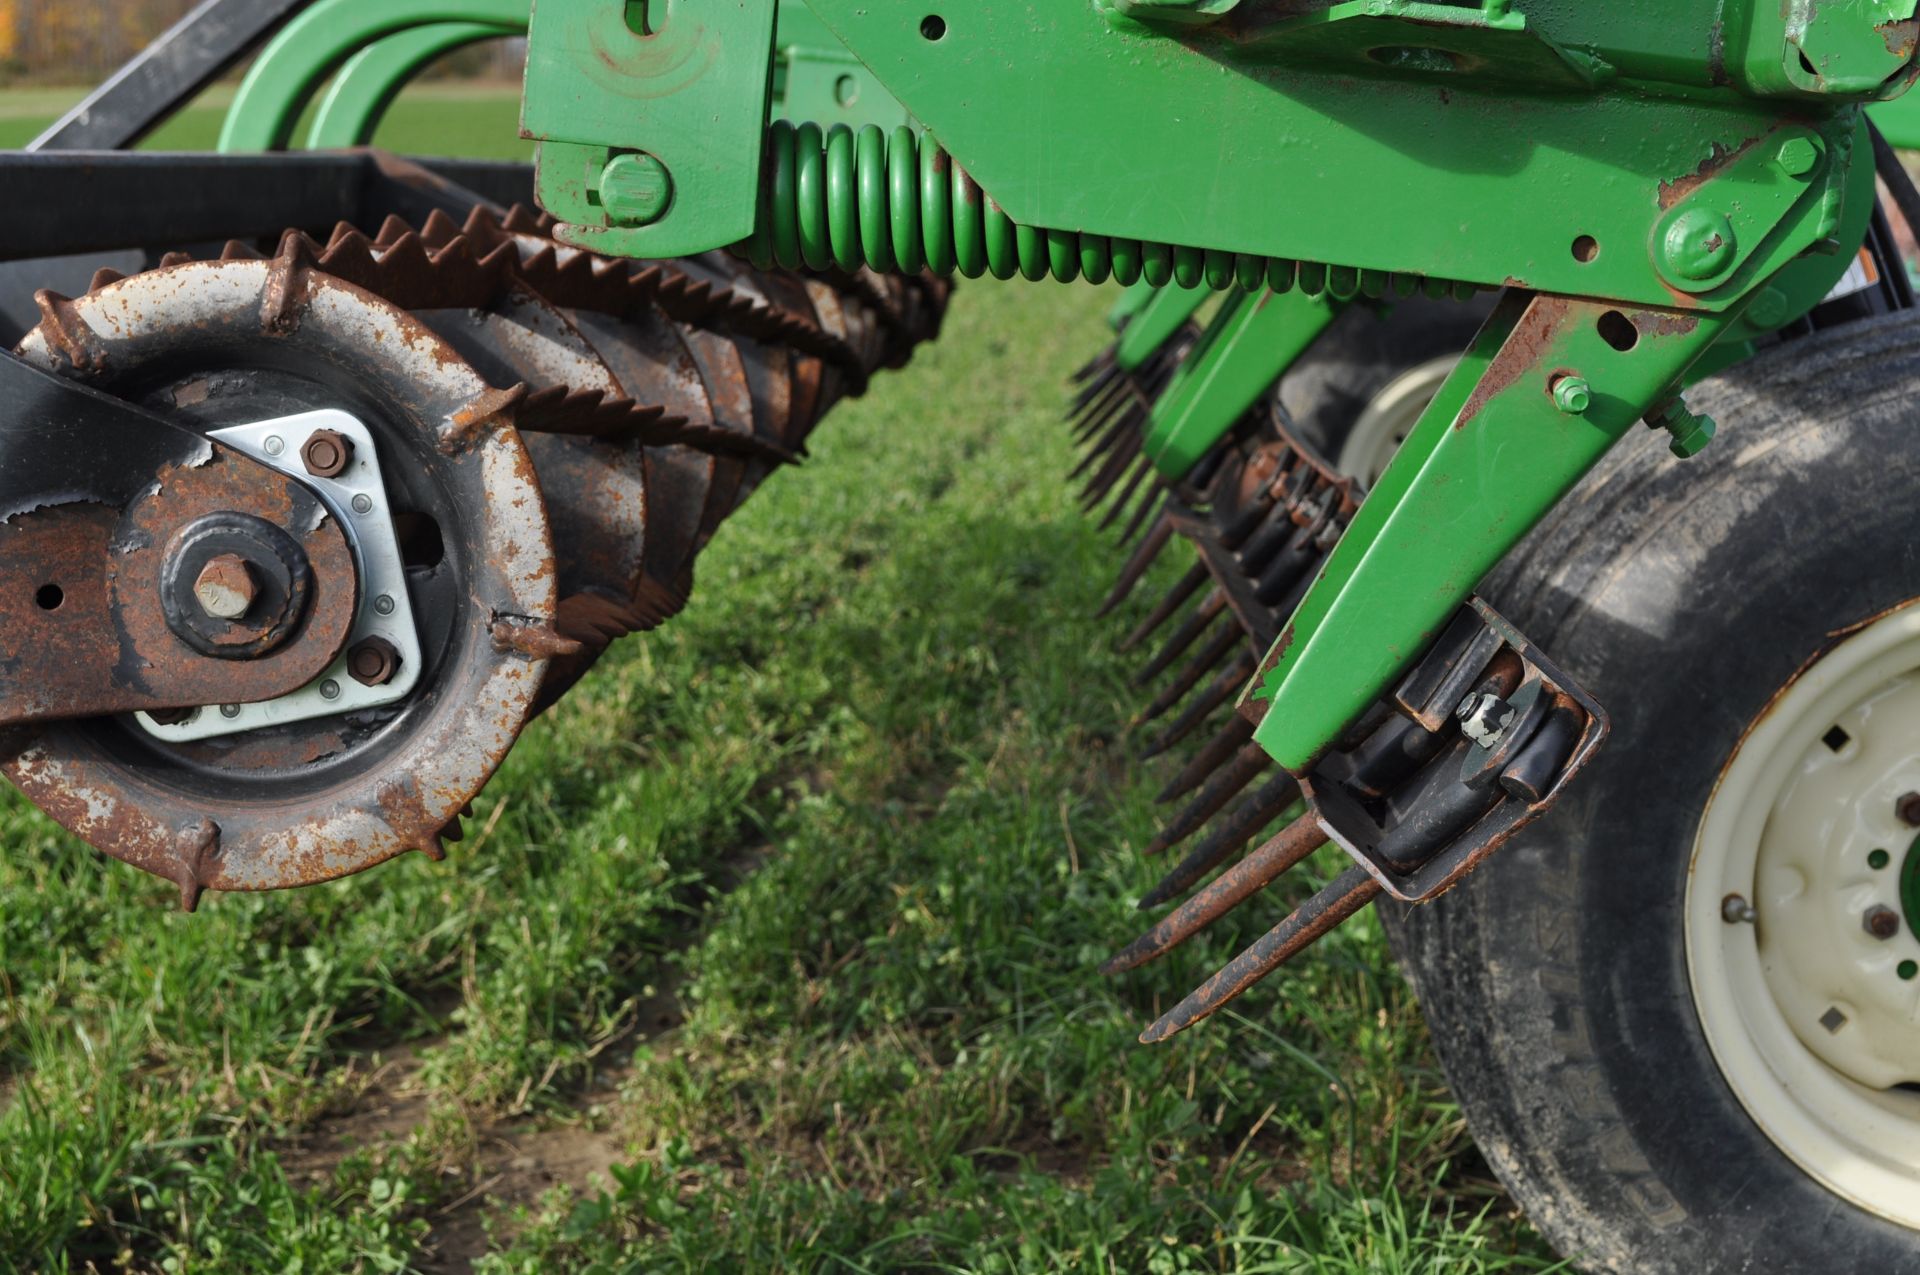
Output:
[
  {"xmin": 1277, "ymin": 294, "xmax": 1493, "ymax": 483},
  {"xmin": 1384, "ymin": 309, "xmax": 1920, "ymax": 1273}
]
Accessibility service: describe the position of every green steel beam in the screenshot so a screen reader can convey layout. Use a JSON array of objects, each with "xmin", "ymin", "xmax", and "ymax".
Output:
[
  {"xmin": 784, "ymin": 1, "xmax": 1867, "ymax": 310},
  {"xmin": 1114, "ymin": 287, "xmax": 1205, "ymax": 373},
  {"xmin": 1142, "ymin": 288, "xmax": 1338, "ymax": 478},
  {"xmin": 1106, "ymin": 280, "xmax": 1159, "ymax": 334},
  {"xmin": 305, "ymin": 20, "xmax": 517, "ymax": 149},
  {"xmin": 1250, "ymin": 292, "xmax": 1739, "ymax": 769}
]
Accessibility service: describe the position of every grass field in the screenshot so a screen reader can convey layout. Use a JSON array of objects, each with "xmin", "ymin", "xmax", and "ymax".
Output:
[{"xmin": 0, "ymin": 87, "xmax": 1561, "ymax": 1272}]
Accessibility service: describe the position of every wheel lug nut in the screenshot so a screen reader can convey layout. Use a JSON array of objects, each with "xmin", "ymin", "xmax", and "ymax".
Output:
[
  {"xmin": 300, "ymin": 429, "xmax": 354, "ymax": 479},
  {"xmin": 1897, "ymin": 790, "xmax": 1920, "ymax": 827},
  {"xmin": 1863, "ymin": 904, "xmax": 1901, "ymax": 941},
  {"xmin": 192, "ymin": 553, "xmax": 257, "ymax": 620},
  {"xmin": 347, "ymin": 636, "xmax": 401, "ymax": 687}
]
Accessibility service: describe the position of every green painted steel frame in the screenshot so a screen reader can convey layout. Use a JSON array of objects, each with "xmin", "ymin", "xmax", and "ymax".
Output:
[
  {"xmin": 219, "ymin": 0, "xmax": 533, "ymax": 152},
  {"xmin": 1142, "ymin": 289, "xmax": 1338, "ymax": 477},
  {"xmin": 306, "ymin": 20, "xmax": 519, "ymax": 149}
]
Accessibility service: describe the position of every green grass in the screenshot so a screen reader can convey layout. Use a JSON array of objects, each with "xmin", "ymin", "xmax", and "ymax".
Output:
[{"xmin": 0, "ymin": 90, "xmax": 1556, "ymax": 1273}]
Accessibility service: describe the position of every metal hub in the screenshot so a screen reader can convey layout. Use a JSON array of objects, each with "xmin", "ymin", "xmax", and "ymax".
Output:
[
  {"xmin": 136, "ymin": 410, "xmax": 424, "ymax": 743},
  {"xmin": 1688, "ymin": 600, "xmax": 1920, "ymax": 1231}
]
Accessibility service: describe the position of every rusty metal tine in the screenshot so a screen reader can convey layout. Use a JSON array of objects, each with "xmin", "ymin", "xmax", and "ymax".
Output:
[
  {"xmin": 1070, "ymin": 379, "xmax": 1130, "ymax": 440},
  {"xmin": 1097, "ymin": 513, "xmax": 1174, "ymax": 618},
  {"xmin": 1157, "ymin": 715, "xmax": 1254, "ymax": 804},
  {"xmin": 1098, "ymin": 455, "xmax": 1155, "ymax": 531},
  {"xmin": 1145, "ymin": 741, "xmax": 1270, "ymax": 855},
  {"xmin": 1141, "ymin": 651, "xmax": 1257, "ymax": 758},
  {"xmin": 1071, "ymin": 346, "xmax": 1113, "ymax": 385},
  {"xmin": 1070, "ymin": 406, "xmax": 1128, "ymax": 472},
  {"xmin": 1081, "ymin": 428, "xmax": 1145, "ymax": 507},
  {"xmin": 1115, "ymin": 478, "xmax": 1167, "ymax": 548},
  {"xmin": 1106, "ymin": 811, "xmax": 1326, "ymax": 972},
  {"xmin": 1138, "ymin": 771, "xmax": 1304, "ymax": 909},
  {"xmin": 1137, "ymin": 626, "xmax": 1245, "ymax": 729},
  {"xmin": 1120, "ymin": 563, "xmax": 1211, "ymax": 653},
  {"xmin": 1132, "ymin": 591, "xmax": 1228, "ymax": 686},
  {"xmin": 1138, "ymin": 867, "xmax": 1382, "ymax": 1043}
]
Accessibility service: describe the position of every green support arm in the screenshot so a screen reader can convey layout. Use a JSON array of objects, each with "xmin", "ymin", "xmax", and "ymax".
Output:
[
  {"xmin": 1251, "ymin": 293, "xmax": 1736, "ymax": 769},
  {"xmin": 305, "ymin": 20, "xmax": 519, "ymax": 149},
  {"xmin": 219, "ymin": 0, "xmax": 532, "ymax": 153},
  {"xmin": 1142, "ymin": 288, "xmax": 1338, "ymax": 478}
]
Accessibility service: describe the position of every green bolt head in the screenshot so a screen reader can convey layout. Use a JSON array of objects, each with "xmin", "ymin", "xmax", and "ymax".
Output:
[
  {"xmin": 1660, "ymin": 208, "xmax": 1738, "ymax": 283},
  {"xmin": 1745, "ymin": 286, "xmax": 1790, "ymax": 331},
  {"xmin": 599, "ymin": 152, "xmax": 674, "ymax": 228},
  {"xmin": 1774, "ymin": 135, "xmax": 1822, "ymax": 180},
  {"xmin": 1666, "ymin": 410, "xmax": 1716, "ymax": 459},
  {"xmin": 1550, "ymin": 375, "xmax": 1592, "ymax": 415}
]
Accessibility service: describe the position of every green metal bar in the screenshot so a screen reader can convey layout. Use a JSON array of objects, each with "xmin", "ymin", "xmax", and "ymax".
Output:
[
  {"xmin": 1870, "ymin": 92, "xmax": 1920, "ymax": 149},
  {"xmin": 1114, "ymin": 286, "xmax": 1205, "ymax": 373},
  {"xmin": 219, "ymin": 0, "xmax": 531, "ymax": 153},
  {"xmin": 1106, "ymin": 280, "xmax": 1159, "ymax": 333},
  {"xmin": 1250, "ymin": 294, "xmax": 1738, "ymax": 770},
  {"xmin": 305, "ymin": 21, "xmax": 518, "ymax": 149},
  {"xmin": 1142, "ymin": 288, "xmax": 1338, "ymax": 478}
]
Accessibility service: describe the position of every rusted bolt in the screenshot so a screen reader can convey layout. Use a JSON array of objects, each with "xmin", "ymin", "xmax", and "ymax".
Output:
[
  {"xmin": 1865, "ymin": 905, "xmax": 1902, "ymax": 940},
  {"xmin": 193, "ymin": 553, "xmax": 257, "ymax": 620},
  {"xmin": 347, "ymin": 636, "xmax": 401, "ymax": 687},
  {"xmin": 147, "ymin": 706, "xmax": 198, "ymax": 727},
  {"xmin": 300, "ymin": 429, "xmax": 354, "ymax": 479},
  {"xmin": 1896, "ymin": 791, "xmax": 1920, "ymax": 827}
]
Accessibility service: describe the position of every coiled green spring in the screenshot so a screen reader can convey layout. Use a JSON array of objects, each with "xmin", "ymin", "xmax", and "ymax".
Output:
[{"xmin": 742, "ymin": 121, "xmax": 1476, "ymax": 299}]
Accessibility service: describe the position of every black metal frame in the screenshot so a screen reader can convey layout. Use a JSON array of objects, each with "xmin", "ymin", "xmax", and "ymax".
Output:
[{"xmin": 29, "ymin": 0, "xmax": 317, "ymax": 152}]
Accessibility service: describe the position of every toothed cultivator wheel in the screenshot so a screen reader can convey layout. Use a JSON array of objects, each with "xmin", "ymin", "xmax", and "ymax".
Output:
[
  {"xmin": 0, "ymin": 193, "xmax": 948, "ymax": 905},
  {"xmin": 4, "ymin": 256, "xmax": 560, "ymax": 906}
]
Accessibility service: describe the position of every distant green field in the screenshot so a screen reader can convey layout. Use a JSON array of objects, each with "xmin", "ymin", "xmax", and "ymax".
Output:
[
  {"xmin": 0, "ymin": 88, "xmax": 1555, "ymax": 1273},
  {"xmin": 0, "ymin": 81, "xmax": 531, "ymax": 157}
]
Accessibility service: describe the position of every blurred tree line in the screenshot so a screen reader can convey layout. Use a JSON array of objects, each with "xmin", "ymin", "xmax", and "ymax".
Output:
[{"xmin": 0, "ymin": 0, "xmax": 523, "ymax": 83}]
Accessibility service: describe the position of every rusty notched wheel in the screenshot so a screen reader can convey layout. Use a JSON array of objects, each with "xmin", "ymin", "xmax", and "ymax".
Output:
[{"xmin": 1, "ymin": 257, "xmax": 562, "ymax": 908}]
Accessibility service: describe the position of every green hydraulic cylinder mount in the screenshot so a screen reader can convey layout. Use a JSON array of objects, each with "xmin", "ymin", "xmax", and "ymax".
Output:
[{"xmin": 514, "ymin": 0, "xmax": 1909, "ymax": 774}]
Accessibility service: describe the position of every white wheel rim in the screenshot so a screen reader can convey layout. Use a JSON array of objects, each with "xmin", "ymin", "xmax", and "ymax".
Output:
[
  {"xmin": 1688, "ymin": 599, "xmax": 1920, "ymax": 1230},
  {"xmin": 1334, "ymin": 354, "xmax": 1457, "ymax": 485}
]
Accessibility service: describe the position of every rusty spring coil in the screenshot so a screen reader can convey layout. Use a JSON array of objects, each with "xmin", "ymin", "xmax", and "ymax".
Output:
[{"xmin": 742, "ymin": 121, "xmax": 1479, "ymax": 300}]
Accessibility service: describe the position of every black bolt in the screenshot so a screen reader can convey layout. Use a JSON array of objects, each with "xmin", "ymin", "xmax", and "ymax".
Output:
[
  {"xmin": 147, "ymin": 706, "xmax": 196, "ymax": 726},
  {"xmin": 1864, "ymin": 905, "xmax": 1901, "ymax": 941},
  {"xmin": 347, "ymin": 636, "xmax": 401, "ymax": 687},
  {"xmin": 1898, "ymin": 791, "xmax": 1920, "ymax": 827},
  {"xmin": 300, "ymin": 429, "xmax": 354, "ymax": 479}
]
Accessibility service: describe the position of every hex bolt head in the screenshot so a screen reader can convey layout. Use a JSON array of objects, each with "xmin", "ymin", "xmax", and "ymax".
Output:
[
  {"xmin": 347, "ymin": 636, "xmax": 401, "ymax": 687},
  {"xmin": 192, "ymin": 553, "xmax": 258, "ymax": 620},
  {"xmin": 1864, "ymin": 904, "xmax": 1902, "ymax": 941},
  {"xmin": 1661, "ymin": 207, "xmax": 1738, "ymax": 282},
  {"xmin": 600, "ymin": 152, "xmax": 674, "ymax": 227},
  {"xmin": 1774, "ymin": 135, "xmax": 1822, "ymax": 179},
  {"xmin": 1455, "ymin": 692, "xmax": 1517, "ymax": 748},
  {"xmin": 300, "ymin": 429, "xmax": 354, "ymax": 479},
  {"xmin": 1897, "ymin": 790, "xmax": 1920, "ymax": 827},
  {"xmin": 1551, "ymin": 374, "xmax": 1592, "ymax": 415}
]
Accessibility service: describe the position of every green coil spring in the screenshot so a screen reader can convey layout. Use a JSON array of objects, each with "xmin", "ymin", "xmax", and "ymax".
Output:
[{"xmin": 742, "ymin": 120, "xmax": 1478, "ymax": 299}]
